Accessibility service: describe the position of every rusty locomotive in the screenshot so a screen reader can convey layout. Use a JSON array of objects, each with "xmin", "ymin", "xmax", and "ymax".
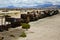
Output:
[{"xmin": 0, "ymin": 9, "xmax": 59, "ymax": 32}]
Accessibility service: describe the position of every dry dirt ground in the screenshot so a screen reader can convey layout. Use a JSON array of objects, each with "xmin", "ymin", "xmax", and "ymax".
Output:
[
  {"xmin": 0, "ymin": 13, "xmax": 60, "ymax": 40},
  {"xmin": 18, "ymin": 14, "xmax": 60, "ymax": 40},
  {"xmin": 0, "ymin": 27, "xmax": 24, "ymax": 40}
]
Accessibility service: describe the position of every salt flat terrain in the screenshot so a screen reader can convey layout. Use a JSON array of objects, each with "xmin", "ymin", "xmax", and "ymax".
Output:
[{"xmin": 18, "ymin": 14, "xmax": 60, "ymax": 40}]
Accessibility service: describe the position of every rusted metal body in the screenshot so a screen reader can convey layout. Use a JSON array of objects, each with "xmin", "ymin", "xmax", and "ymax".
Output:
[{"xmin": 0, "ymin": 9, "xmax": 59, "ymax": 32}]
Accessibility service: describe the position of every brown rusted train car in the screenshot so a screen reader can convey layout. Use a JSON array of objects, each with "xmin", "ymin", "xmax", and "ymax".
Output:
[{"xmin": 0, "ymin": 9, "xmax": 59, "ymax": 32}]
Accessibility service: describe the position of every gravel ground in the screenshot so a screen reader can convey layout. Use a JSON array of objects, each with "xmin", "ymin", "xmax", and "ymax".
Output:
[{"xmin": 17, "ymin": 14, "xmax": 60, "ymax": 40}]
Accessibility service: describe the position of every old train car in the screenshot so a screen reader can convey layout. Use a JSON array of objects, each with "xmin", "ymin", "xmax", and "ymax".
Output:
[
  {"xmin": 0, "ymin": 9, "xmax": 59, "ymax": 32},
  {"xmin": 5, "ymin": 17, "xmax": 22, "ymax": 27},
  {"xmin": 21, "ymin": 13, "xmax": 30, "ymax": 23}
]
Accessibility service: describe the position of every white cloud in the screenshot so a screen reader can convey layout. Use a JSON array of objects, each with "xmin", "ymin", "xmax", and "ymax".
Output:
[
  {"xmin": 8, "ymin": 0, "xmax": 46, "ymax": 7},
  {"xmin": 0, "ymin": 0, "xmax": 60, "ymax": 7}
]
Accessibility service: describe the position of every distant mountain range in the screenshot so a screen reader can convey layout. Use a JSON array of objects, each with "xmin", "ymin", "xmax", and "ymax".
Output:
[
  {"xmin": 32, "ymin": 4, "xmax": 60, "ymax": 8},
  {"xmin": 7, "ymin": 6, "xmax": 17, "ymax": 8},
  {"xmin": 1, "ymin": 4, "xmax": 60, "ymax": 8}
]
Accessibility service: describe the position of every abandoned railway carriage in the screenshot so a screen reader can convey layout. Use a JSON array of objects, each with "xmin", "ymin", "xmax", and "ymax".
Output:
[{"xmin": 0, "ymin": 9, "xmax": 59, "ymax": 32}]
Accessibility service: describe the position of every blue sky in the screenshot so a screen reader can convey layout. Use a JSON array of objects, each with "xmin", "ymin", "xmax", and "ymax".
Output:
[{"xmin": 0, "ymin": 0, "xmax": 60, "ymax": 8}]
